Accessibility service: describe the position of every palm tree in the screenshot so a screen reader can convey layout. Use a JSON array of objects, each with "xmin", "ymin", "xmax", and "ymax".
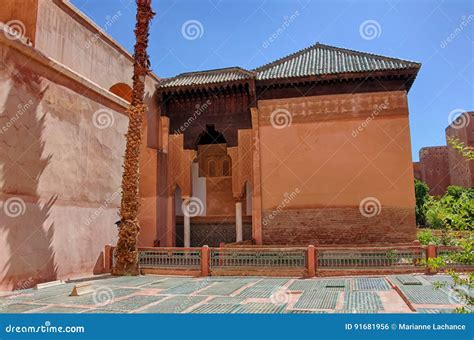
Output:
[{"xmin": 112, "ymin": 0, "xmax": 155, "ymax": 276}]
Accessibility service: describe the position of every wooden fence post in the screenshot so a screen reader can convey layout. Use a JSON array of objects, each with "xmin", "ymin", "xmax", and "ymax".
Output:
[
  {"xmin": 426, "ymin": 243, "xmax": 437, "ymax": 274},
  {"xmin": 201, "ymin": 245, "xmax": 210, "ymax": 277},
  {"xmin": 104, "ymin": 245, "xmax": 113, "ymax": 273},
  {"xmin": 307, "ymin": 245, "xmax": 316, "ymax": 277}
]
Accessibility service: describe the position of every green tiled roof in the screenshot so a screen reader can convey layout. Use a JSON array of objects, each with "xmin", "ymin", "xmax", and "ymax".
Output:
[
  {"xmin": 160, "ymin": 67, "xmax": 254, "ymax": 88},
  {"xmin": 158, "ymin": 43, "xmax": 420, "ymax": 89},
  {"xmin": 255, "ymin": 43, "xmax": 420, "ymax": 81}
]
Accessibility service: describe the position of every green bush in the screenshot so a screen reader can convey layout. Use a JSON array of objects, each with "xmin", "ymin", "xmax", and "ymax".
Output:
[
  {"xmin": 424, "ymin": 186, "xmax": 474, "ymax": 231},
  {"xmin": 414, "ymin": 179, "xmax": 430, "ymax": 225},
  {"xmin": 416, "ymin": 229, "xmax": 441, "ymax": 245}
]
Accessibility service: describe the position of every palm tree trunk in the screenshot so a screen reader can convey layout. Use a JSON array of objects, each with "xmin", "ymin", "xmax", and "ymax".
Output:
[{"xmin": 112, "ymin": 0, "xmax": 155, "ymax": 276}]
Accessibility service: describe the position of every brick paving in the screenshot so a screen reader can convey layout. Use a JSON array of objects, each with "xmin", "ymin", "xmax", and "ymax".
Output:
[{"xmin": 0, "ymin": 274, "xmax": 470, "ymax": 314}]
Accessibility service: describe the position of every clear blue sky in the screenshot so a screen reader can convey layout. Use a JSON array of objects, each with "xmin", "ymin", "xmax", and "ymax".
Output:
[{"xmin": 71, "ymin": 0, "xmax": 473, "ymax": 161}]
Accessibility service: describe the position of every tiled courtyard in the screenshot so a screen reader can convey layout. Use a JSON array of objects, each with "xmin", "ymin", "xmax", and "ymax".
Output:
[{"xmin": 0, "ymin": 274, "xmax": 471, "ymax": 314}]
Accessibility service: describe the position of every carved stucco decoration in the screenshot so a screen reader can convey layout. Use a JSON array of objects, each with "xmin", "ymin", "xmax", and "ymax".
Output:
[
  {"xmin": 168, "ymin": 133, "xmax": 195, "ymax": 198},
  {"xmin": 228, "ymin": 129, "xmax": 253, "ymax": 200}
]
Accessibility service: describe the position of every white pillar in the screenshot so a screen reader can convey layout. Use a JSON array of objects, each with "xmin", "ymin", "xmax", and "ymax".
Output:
[
  {"xmin": 235, "ymin": 201, "xmax": 243, "ymax": 243},
  {"xmin": 183, "ymin": 201, "xmax": 191, "ymax": 248}
]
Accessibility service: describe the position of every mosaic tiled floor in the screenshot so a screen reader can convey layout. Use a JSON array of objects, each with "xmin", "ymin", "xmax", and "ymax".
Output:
[{"xmin": 0, "ymin": 274, "xmax": 470, "ymax": 314}]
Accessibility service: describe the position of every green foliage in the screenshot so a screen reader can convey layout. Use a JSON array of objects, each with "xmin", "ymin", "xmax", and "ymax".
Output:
[
  {"xmin": 414, "ymin": 179, "xmax": 430, "ymax": 225},
  {"xmin": 424, "ymin": 186, "xmax": 474, "ymax": 231},
  {"xmin": 448, "ymin": 136, "xmax": 474, "ymax": 160},
  {"xmin": 417, "ymin": 229, "xmax": 441, "ymax": 245},
  {"xmin": 425, "ymin": 233, "xmax": 474, "ymax": 313}
]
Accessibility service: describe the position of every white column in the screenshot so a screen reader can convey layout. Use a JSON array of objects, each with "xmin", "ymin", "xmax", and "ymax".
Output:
[
  {"xmin": 183, "ymin": 200, "xmax": 191, "ymax": 248},
  {"xmin": 235, "ymin": 201, "xmax": 243, "ymax": 243}
]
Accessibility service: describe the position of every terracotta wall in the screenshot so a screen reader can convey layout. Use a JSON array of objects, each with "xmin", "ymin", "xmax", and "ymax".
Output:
[
  {"xmin": 0, "ymin": 41, "xmax": 129, "ymax": 290},
  {"xmin": 256, "ymin": 91, "xmax": 416, "ymax": 245},
  {"xmin": 418, "ymin": 146, "xmax": 451, "ymax": 196},
  {"xmin": 446, "ymin": 112, "xmax": 474, "ymax": 189}
]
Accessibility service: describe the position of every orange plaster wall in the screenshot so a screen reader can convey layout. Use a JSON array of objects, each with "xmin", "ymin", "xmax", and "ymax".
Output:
[
  {"xmin": 0, "ymin": 0, "xmax": 38, "ymax": 44},
  {"xmin": 257, "ymin": 91, "xmax": 416, "ymax": 245}
]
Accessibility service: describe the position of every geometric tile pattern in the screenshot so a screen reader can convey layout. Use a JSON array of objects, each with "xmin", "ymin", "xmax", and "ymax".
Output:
[
  {"xmin": 353, "ymin": 278, "xmax": 390, "ymax": 291},
  {"xmin": 1, "ymin": 274, "xmax": 470, "ymax": 314},
  {"xmin": 236, "ymin": 286, "xmax": 276, "ymax": 298},
  {"xmin": 398, "ymin": 286, "xmax": 454, "ymax": 304},
  {"xmin": 416, "ymin": 308, "xmax": 455, "ymax": 314},
  {"xmin": 343, "ymin": 292, "xmax": 384, "ymax": 311},
  {"xmin": 234, "ymin": 303, "xmax": 286, "ymax": 314},
  {"xmin": 293, "ymin": 290, "xmax": 340, "ymax": 309},
  {"xmin": 190, "ymin": 303, "xmax": 240, "ymax": 314},
  {"xmin": 161, "ymin": 281, "xmax": 214, "ymax": 295},
  {"xmin": 395, "ymin": 275, "xmax": 423, "ymax": 285},
  {"xmin": 196, "ymin": 282, "xmax": 248, "ymax": 296},
  {"xmin": 139, "ymin": 296, "xmax": 207, "ymax": 313},
  {"xmin": 207, "ymin": 297, "xmax": 246, "ymax": 304}
]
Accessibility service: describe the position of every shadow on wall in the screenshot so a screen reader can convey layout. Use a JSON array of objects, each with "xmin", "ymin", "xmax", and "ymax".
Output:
[{"xmin": 0, "ymin": 60, "xmax": 57, "ymax": 290}]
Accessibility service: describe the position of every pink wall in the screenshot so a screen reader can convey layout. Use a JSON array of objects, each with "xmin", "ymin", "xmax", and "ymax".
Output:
[{"xmin": 0, "ymin": 39, "xmax": 129, "ymax": 290}]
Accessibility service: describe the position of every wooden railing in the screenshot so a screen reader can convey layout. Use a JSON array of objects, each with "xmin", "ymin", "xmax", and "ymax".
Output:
[
  {"xmin": 139, "ymin": 247, "xmax": 201, "ymax": 269},
  {"xmin": 317, "ymin": 246, "xmax": 426, "ymax": 269},
  {"xmin": 103, "ymin": 244, "xmax": 472, "ymax": 277},
  {"xmin": 210, "ymin": 248, "xmax": 307, "ymax": 269}
]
